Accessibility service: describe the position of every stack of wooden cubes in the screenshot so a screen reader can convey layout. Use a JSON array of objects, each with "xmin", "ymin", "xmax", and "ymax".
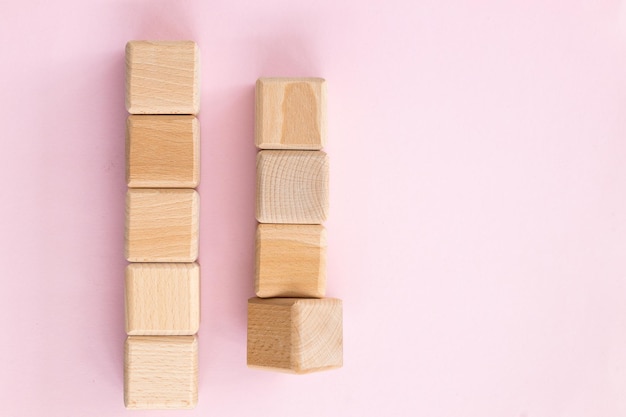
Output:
[
  {"xmin": 247, "ymin": 78, "xmax": 343, "ymax": 374},
  {"xmin": 123, "ymin": 41, "xmax": 200, "ymax": 409}
]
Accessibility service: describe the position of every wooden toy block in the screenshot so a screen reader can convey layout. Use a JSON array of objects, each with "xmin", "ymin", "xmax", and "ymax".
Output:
[
  {"xmin": 125, "ymin": 41, "xmax": 200, "ymax": 115},
  {"xmin": 256, "ymin": 150, "xmax": 329, "ymax": 224},
  {"xmin": 255, "ymin": 224, "xmax": 326, "ymax": 298},
  {"xmin": 255, "ymin": 78, "xmax": 327, "ymax": 150},
  {"xmin": 126, "ymin": 115, "xmax": 200, "ymax": 188},
  {"xmin": 247, "ymin": 297, "xmax": 342, "ymax": 373},
  {"xmin": 125, "ymin": 263, "xmax": 200, "ymax": 335},
  {"xmin": 125, "ymin": 189, "xmax": 199, "ymax": 262},
  {"xmin": 124, "ymin": 335, "xmax": 198, "ymax": 409}
]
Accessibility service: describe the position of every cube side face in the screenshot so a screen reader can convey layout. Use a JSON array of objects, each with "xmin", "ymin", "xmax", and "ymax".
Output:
[
  {"xmin": 255, "ymin": 224, "xmax": 327, "ymax": 298},
  {"xmin": 255, "ymin": 78, "xmax": 326, "ymax": 150},
  {"xmin": 126, "ymin": 116, "xmax": 200, "ymax": 188},
  {"xmin": 124, "ymin": 336, "xmax": 198, "ymax": 409},
  {"xmin": 256, "ymin": 150, "xmax": 329, "ymax": 224},
  {"xmin": 125, "ymin": 189, "xmax": 199, "ymax": 262},
  {"xmin": 126, "ymin": 41, "xmax": 200, "ymax": 115},
  {"xmin": 247, "ymin": 298, "xmax": 294, "ymax": 371},
  {"xmin": 125, "ymin": 263, "xmax": 200, "ymax": 335},
  {"xmin": 292, "ymin": 299, "xmax": 343, "ymax": 373}
]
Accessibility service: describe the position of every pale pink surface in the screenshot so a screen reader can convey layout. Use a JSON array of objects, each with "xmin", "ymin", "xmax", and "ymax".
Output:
[{"xmin": 1, "ymin": 1, "xmax": 626, "ymax": 415}]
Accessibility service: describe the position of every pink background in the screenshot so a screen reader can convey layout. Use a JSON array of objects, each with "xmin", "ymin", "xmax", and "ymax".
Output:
[{"xmin": 2, "ymin": 1, "xmax": 626, "ymax": 415}]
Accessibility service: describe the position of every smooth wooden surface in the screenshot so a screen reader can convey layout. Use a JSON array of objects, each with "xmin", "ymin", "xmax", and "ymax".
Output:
[
  {"xmin": 124, "ymin": 335, "xmax": 198, "ymax": 409},
  {"xmin": 126, "ymin": 115, "xmax": 200, "ymax": 188},
  {"xmin": 125, "ymin": 189, "xmax": 199, "ymax": 262},
  {"xmin": 125, "ymin": 263, "xmax": 200, "ymax": 335},
  {"xmin": 247, "ymin": 297, "xmax": 342, "ymax": 374},
  {"xmin": 125, "ymin": 41, "xmax": 200, "ymax": 115},
  {"xmin": 256, "ymin": 150, "xmax": 329, "ymax": 224},
  {"xmin": 255, "ymin": 78, "xmax": 327, "ymax": 150},
  {"xmin": 255, "ymin": 224, "xmax": 326, "ymax": 298}
]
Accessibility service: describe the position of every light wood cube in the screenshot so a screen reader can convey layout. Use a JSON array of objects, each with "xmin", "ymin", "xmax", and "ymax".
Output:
[
  {"xmin": 126, "ymin": 115, "xmax": 200, "ymax": 188},
  {"xmin": 255, "ymin": 78, "xmax": 327, "ymax": 150},
  {"xmin": 124, "ymin": 335, "xmax": 198, "ymax": 409},
  {"xmin": 247, "ymin": 297, "xmax": 342, "ymax": 374},
  {"xmin": 125, "ymin": 263, "xmax": 200, "ymax": 335},
  {"xmin": 125, "ymin": 189, "xmax": 199, "ymax": 262},
  {"xmin": 125, "ymin": 41, "xmax": 200, "ymax": 115},
  {"xmin": 256, "ymin": 150, "xmax": 329, "ymax": 224},
  {"xmin": 255, "ymin": 224, "xmax": 326, "ymax": 298}
]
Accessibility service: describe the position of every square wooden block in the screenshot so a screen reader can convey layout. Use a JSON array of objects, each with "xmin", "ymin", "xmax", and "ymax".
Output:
[
  {"xmin": 125, "ymin": 189, "xmax": 199, "ymax": 262},
  {"xmin": 247, "ymin": 297, "xmax": 342, "ymax": 374},
  {"xmin": 125, "ymin": 263, "xmax": 200, "ymax": 335},
  {"xmin": 256, "ymin": 150, "xmax": 329, "ymax": 224},
  {"xmin": 255, "ymin": 224, "xmax": 326, "ymax": 298},
  {"xmin": 126, "ymin": 41, "xmax": 200, "ymax": 115},
  {"xmin": 126, "ymin": 115, "xmax": 199, "ymax": 188},
  {"xmin": 255, "ymin": 78, "xmax": 327, "ymax": 150},
  {"xmin": 124, "ymin": 335, "xmax": 198, "ymax": 409}
]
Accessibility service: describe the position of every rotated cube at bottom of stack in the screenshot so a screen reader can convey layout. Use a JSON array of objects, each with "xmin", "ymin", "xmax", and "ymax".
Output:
[{"xmin": 247, "ymin": 297, "xmax": 342, "ymax": 374}]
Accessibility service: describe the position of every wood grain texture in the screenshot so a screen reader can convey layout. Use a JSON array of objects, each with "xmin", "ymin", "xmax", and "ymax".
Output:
[
  {"xmin": 255, "ymin": 78, "xmax": 327, "ymax": 150},
  {"xmin": 126, "ymin": 115, "xmax": 199, "ymax": 188},
  {"xmin": 125, "ymin": 41, "xmax": 200, "ymax": 115},
  {"xmin": 125, "ymin": 263, "xmax": 200, "ymax": 335},
  {"xmin": 255, "ymin": 224, "xmax": 326, "ymax": 298},
  {"xmin": 256, "ymin": 150, "xmax": 329, "ymax": 224},
  {"xmin": 125, "ymin": 189, "xmax": 199, "ymax": 262},
  {"xmin": 247, "ymin": 297, "xmax": 342, "ymax": 374},
  {"xmin": 124, "ymin": 335, "xmax": 198, "ymax": 409}
]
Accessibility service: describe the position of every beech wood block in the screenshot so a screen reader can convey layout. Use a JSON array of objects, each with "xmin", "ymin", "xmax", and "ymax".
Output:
[
  {"xmin": 256, "ymin": 150, "xmax": 329, "ymax": 224},
  {"xmin": 247, "ymin": 297, "xmax": 342, "ymax": 374},
  {"xmin": 255, "ymin": 224, "xmax": 326, "ymax": 298},
  {"xmin": 125, "ymin": 189, "xmax": 199, "ymax": 262},
  {"xmin": 255, "ymin": 78, "xmax": 327, "ymax": 150},
  {"xmin": 126, "ymin": 115, "xmax": 199, "ymax": 188},
  {"xmin": 125, "ymin": 263, "xmax": 200, "ymax": 335},
  {"xmin": 124, "ymin": 335, "xmax": 198, "ymax": 409},
  {"xmin": 125, "ymin": 41, "xmax": 200, "ymax": 115}
]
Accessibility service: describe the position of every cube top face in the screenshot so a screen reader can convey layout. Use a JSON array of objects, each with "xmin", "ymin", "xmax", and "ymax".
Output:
[
  {"xmin": 125, "ymin": 263, "xmax": 200, "ymax": 335},
  {"xmin": 255, "ymin": 78, "xmax": 327, "ymax": 150},
  {"xmin": 256, "ymin": 150, "xmax": 329, "ymax": 224},
  {"xmin": 255, "ymin": 224, "xmax": 326, "ymax": 298},
  {"xmin": 125, "ymin": 189, "xmax": 199, "ymax": 262},
  {"xmin": 247, "ymin": 297, "xmax": 343, "ymax": 374},
  {"xmin": 124, "ymin": 336, "xmax": 198, "ymax": 409},
  {"xmin": 126, "ymin": 41, "xmax": 200, "ymax": 115},
  {"xmin": 126, "ymin": 115, "xmax": 200, "ymax": 188}
]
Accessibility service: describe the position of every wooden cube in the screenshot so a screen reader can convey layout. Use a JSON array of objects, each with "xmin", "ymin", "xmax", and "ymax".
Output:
[
  {"xmin": 255, "ymin": 224, "xmax": 326, "ymax": 298},
  {"xmin": 255, "ymin": 78, "xmax": 326, "ymax": 150},
  {"xmin": 125, "ymin": 263, "xmax": 200, "ymax": 335},
  {"xmin": 124, "ymin": 335, "xmax": 198, "ymax": 409},
  {"xmin": 125, "ymin": 189, "xmax": 199, "ymax": 262},
  {"xmin": 125, "ymin": 41, "xmax": 200, "ymax": 115},
  {"xmin": 256, "ymin": 150, "xmax": 329, "ymax": 224},
  {"xmin": 247, "ymin": 298, "xmax": 342, "ymax": 374},
  {"xmin": 126, "ymin": 115, "xmax": 200, "ymax": 188}
]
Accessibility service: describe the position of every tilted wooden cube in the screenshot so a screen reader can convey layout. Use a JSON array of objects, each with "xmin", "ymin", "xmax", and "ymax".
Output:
[
  {"xmin": 125, "ymin": 263, "xmax": 200, "ymax": 335},
  {"xmin": 126, "ymin": 115, "xmax": 200, "ymax": 188},
  {"xmin": 256, "ymin": 150, "xmax": 329, "ymax": 224},
  {"xmin": 125, "ymin": 189, "xmax": 199, "ymax": 262},
  {"xmin": 255, "ymin": 224, "xmax": 326, "ymax": 298},
  {"xmin": 126, "ymin": 41, "xmax": 200, "ymax": 115},
  {"xmin": 255, "ymin": 78, "xmax": 327, "ymax": 150},
  {"xmin": 247, "ymin": 298, "xmax": 342, "ymax": 374},
  {"xmin": 124, "ymin": 335, "xmax": 198, "ymax": 409}
]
